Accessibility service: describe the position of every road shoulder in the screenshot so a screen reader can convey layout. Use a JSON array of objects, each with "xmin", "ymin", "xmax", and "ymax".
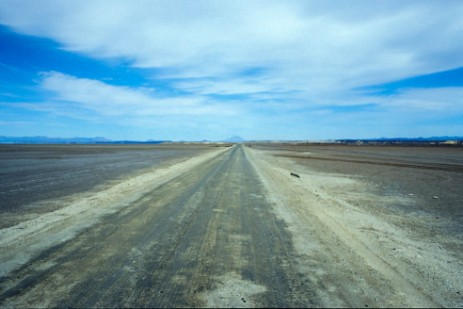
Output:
[
  {"xmin": 245, "ymin": 146, "xmax": 459, "ymax": 307},
  {"xmin": 0, "ymin": 146, "xmax": 232, "ymax": 278}
]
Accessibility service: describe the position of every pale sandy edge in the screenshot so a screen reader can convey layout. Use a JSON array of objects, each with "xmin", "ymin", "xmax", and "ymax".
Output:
[
  {"xmin": 245, "ymin": 146, "xmax": 462, "ymax": 307},
  {"xmin": 0, "ymin": 146, "xmax": 232, "ymax": 277}
]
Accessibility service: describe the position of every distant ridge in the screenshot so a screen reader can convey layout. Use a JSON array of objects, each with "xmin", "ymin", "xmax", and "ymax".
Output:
[
  {"xmin": 0, "ymin": 136, "xmax": 168, "ymax": 144},
  {"xmin": 345, "ymin": 136, "xmax": 463, "ymax": 142},
  {"xmin": 1, "ymin": 135, "xmax": 461, "ymax": 145},
  {"xmin": 225, "ymin": 136, "xmax": 245, "ymax": 142},
  {"xmin": 335, "ymin": 136, "xmax": 463, "ymax": 144}
]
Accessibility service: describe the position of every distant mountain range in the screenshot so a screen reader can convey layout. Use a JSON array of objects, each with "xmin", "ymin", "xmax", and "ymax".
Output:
[
  {"xmin": 0, "ymin": 135, "xmax": 461, "ymax": 144},
  {"xmin": 0, "ymin": 136, "xmax": 167, "ymax": 144},
  {"xmin": 0, "ymin": 135, "xmax": 247, "ymax": 144},
  {"xmin": 336, "ymin": 136, "xmax": 463, "ymax": 143}
]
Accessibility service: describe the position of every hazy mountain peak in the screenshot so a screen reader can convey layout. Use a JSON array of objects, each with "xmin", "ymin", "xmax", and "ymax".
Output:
[{"xmin": 225, "ymin": 136, "xmax": 244, "ymax": 142}]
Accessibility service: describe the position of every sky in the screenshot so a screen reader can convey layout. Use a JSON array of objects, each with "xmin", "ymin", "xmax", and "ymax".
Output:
[{"xmin": 1, "ymin": 1, "xmax": 463, "ymax": 141}]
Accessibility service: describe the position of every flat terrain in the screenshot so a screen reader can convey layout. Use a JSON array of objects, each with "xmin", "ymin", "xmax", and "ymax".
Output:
[
  {"xmin": 0, "ymin": 144, "xmax": 462, "ymax": 307},
  {"xmin": 0, "ymin": 144, "xmax": 215, "ymax": 228}
]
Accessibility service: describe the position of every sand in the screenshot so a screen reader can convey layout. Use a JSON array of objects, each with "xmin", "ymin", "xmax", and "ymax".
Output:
[
  {"xmin": 245, "ymin": 145, "xmax": 462, "ymax": 307},
  {"xmin": 0, "ymin": 146, "xmax": 230, "ymax": 277}
]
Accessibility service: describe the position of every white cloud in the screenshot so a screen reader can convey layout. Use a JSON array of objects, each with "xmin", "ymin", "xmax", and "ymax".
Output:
[
  {"xmin": 1, "ymin": 1, "xmax": 463, "ymax": 139},
  {"xmin": 1, "ymin": 0, "xmax": 463, "ymax": 96},
  {"xmin": 39, "ymin": 71, "xmax": 239, "ymax": 117},
  {"xmin": 28, "ymin": 72, "xmax": 463, "ymax": 140},
  {"xmin": 380, "ymin": 87, "xmax": 463, "ymax": 113}
]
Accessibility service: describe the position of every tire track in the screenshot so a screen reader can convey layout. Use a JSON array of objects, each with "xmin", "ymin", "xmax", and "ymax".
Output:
[
  {"xmin": 247, "ymin": 146, "xmax": 442, "ymax": 307},
  {"xmin": 1, "ymin": 145, "xmax": 315, "ymax": 308}
]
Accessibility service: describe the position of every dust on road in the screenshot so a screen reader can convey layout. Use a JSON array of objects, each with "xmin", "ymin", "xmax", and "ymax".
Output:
[
  {"xmin": 1, "ymin": 146, "xmax": 312, "ymax": 307},
  {"xmin": 0, "ymin": 144, "xmax": 462, "ymax": 307}
]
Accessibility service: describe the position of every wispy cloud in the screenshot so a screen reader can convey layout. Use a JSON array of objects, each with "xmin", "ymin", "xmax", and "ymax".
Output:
[
  {"xmin": 0, "ymin": 1, "xmax": 462, "ymax": 139},
  {"xmin": 0, "ymin": 120, "xmax": 32, "ymax": 126},
  {"xmin": 39, "ymin": 71, "xmax": 239, "ymax": 117},
  {"xmin": 2, "ymin": 1, "xmax": 462, "ymax": 89}
]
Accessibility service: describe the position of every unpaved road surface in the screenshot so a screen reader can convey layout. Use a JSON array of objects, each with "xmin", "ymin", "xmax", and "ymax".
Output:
[
  {"xmin": 1, "ymin": 144, "xmax": 462, "ymax": 307},
  {"xmin": 0, "ymin": 144, "xmax": 214, "ymax": 229}
]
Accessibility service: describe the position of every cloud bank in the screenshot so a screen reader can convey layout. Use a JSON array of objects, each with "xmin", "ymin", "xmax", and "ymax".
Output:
[
  {"xmin": 40, "ymin": 72, "xmax": 238, "ymax": 117},
  {"xmin": 1, "ymin": 0, "xmax": 462, "ymax": 139}
]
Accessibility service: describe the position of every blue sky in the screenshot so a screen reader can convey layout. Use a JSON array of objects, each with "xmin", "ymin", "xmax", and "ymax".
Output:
[{"xmin": 1, "ymin": 1, "xmax": 463, "ymax": 141}]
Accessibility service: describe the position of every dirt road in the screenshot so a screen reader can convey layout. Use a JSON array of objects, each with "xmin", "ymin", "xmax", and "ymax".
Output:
[
  {"xmin": 0, "ymin": 144, "xmax": 461, "ymax": 307},
  {"xmin": 0, "ymin": 144, "xmax": 213, "ymax": 228}
]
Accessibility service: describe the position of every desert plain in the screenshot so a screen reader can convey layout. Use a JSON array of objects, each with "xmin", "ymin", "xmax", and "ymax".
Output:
[{"xmin": 0, "ymin": 143, "xmax": 462, "ymax": 307}]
